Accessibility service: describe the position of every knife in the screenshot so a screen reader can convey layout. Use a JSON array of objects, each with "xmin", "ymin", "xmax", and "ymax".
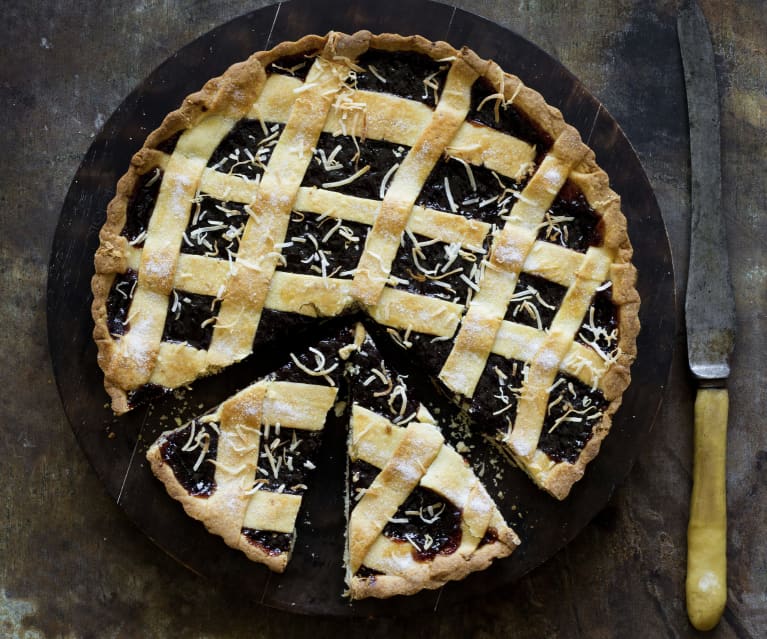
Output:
[{"xmin": 677, "ymin": 0, "xmax": 736, "ymax": 631}]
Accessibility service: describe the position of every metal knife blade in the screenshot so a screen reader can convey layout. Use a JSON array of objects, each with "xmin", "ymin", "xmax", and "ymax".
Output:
[
  {"xmin": 678, "ymin": 0, "xmax": 736, "ymax": 380},
  {"xmin": 677, "ymin": 0, "xmax": 735, "ymax": 630}
]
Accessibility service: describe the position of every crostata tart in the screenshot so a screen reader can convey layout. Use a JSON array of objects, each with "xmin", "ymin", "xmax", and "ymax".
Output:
[{"xmin": 92, "ymin": 30, "xmax": 639, "ymax": 597}]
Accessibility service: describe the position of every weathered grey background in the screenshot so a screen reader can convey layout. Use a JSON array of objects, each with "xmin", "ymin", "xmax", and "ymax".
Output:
[{"xmin": 1, "ymin": 0, "xmax": 764, "ymax": 637}]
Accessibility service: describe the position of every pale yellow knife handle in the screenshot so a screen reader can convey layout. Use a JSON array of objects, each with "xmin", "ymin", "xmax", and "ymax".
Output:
[{"xmin": 686, "ymin": 388, "xmax": 728, "ymax": 630}]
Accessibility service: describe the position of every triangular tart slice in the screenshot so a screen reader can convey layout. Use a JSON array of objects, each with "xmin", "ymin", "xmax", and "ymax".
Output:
[
  {"xmin": 346, "ymin": 405, "xmax": 519, "ymax": 599},
  {"xmin": 343, "ymin": 325, "xmax": 519, "ymax": 599},
  {"xmin": 146, "ymin": 330, "xmax": 351, "ymax": 572}
]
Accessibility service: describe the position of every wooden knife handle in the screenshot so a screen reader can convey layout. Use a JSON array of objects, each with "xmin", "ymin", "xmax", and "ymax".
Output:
[{"xmin": 686, "ymin": 387, "xmax": 728, "ymax": 630}]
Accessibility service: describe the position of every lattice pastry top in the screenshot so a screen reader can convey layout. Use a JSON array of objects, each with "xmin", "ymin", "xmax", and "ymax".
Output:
[{"xmin": 93, "ymin": 31, "xmax": 639, "ymax": 500}]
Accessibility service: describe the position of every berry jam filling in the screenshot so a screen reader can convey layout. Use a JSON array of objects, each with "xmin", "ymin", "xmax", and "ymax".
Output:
[
  {"xmin": 385, "ymin": 329, "xmax": 456, "ymax": 373},
  {"xmin": 355, "ymin": 50, "xmax": 449, "ymax": 107},
  {"xmin": 416, "ymin": 156, "xmax": 526, "ymax": 226},
  {"xmin": 504, "ymin": 272, "xmax": 568, "ymax": 330},
  {"xmin": 301, "ymin": 132, "xmax": 410, "ymax": 199},
  {"xmin": 469, "ymin": 354, "xmax": 528, "ymax": 431},
  {"xmin": 121, "ymin": 167, "xmax": 163, "ymax": 245},
  {"xmin": 389, "ymin": 231, "xmax": 487, "ymax": 304},
  {"xmin": 252, "ymin": 308, "xmax": 326, "ymax": 351},
  {"xmin": 274, "ymin": 329, "xmax": 349, "ymax": 387},
  {"xmin": 161, "ymin": 290, "xmax": 221, "ymax": 351},
  {"xmin": 127, "ymin": 383, "xmax": 168, "ymax": 409},
  {"xmin": 347, "ymin": 335, "xmax": 420, "ymax": 425},
  {"xmin": 180, "ymin": 196, "xmax": 250, "ymax": 259},
  {"xmin": 106, "ymin": 269, "xmax": 138, "ymax": 336},
  {"xmin": 277, "ymin": 210, "xmax": 370, "ymax": 280},
  {"xmin": 539, "ymin": 374, "xmax": 608, "ymax": 463},
  {"xmin": 350, "ymin": 460, "xmax": 462, "ymax": 561},
  {"xmin": 267, "ymin": 53, "xmax": 319, "ymax": 81},
  {"xmin": 383, "ymin": 487, "xmax": 462, "ymax": 560},
  {"xmin": 254, "ymin": 426, "xmax": 323, "ymax": 495},
  {"xmin": 207, "ymin": 120, "xmax": 285, "ymax": 181},
  {"xmin": 241, "ymin": 529, "xmax": 292, "ymax": 555},
  {"xmin": 468, "ymin": 77, "xmax": 554, "ymax": 157},
  {"xmin": 160, "ymin": 418, "xmax": 219, "ymax": 497},
  {"xmin": 478, "ymin": 527, "xmax": 500, "ymax": 548},
  {"xmin": 576, "ymin": 286, "xmax": 619, "ymax": 357},
  {"xmin": 538, "ymin": 180, "xmax": 603, "ymax": 252}
]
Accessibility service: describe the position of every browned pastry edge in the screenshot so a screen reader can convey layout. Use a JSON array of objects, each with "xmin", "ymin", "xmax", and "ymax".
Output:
[
  {"xmin": 146, "ymin": 438, "xmax": 291, "ymax": 573},
  {"xmin": 348, "ymin": 526, "xmax": 520, "ymax": 599},
  {"xmin": 530, "ymin": 153, "xmax": 640, "ymax": 499}
]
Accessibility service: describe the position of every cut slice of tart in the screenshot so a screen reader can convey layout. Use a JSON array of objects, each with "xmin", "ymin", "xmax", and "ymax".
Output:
[
  {"xmin": 343, "ymin": 324, "xmax": 519, "ymax": 599},
  {"xmin": 346, "ymin": 404, "xmax": 519, "ymax": 599},
  {"xmin": 146, "ymin": 330, "xmax": 349, "ymax": 572}
]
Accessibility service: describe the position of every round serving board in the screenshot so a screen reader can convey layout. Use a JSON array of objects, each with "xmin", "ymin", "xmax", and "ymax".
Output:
[{"xmin": 47, "ymin": 0, "xmax": 675, "ymax": 618}]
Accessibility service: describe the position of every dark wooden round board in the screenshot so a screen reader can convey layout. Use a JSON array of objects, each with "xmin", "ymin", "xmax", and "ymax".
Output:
[{"xmin": 47, "ymin": 0, "xmax": 675, "ymax": 618}]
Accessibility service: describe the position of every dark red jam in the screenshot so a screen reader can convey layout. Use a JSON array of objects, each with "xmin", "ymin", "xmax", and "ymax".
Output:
[
  {"xmin": 366, "ymin": 318, "xmax": 456, "ymax": 378},
  {"xmin": 469, "ymin": 354, "xmax": 527, "ymax": 429},
  {"xmin": 408, "ymin": 331, "xmax": 455, "ymax": 373},
  {"xmin": 576, "ymin": 286, "xmax": 619, "ymax": 354},
  {"xmin": 383, "ymin": 489, "xmax": 462, "ymax": 561},
  {"xmin": 539, "ymin": 374, "xmax": 608, "ymax": 463},
  {"xmin": 161, "ymin": 290, "xmax": 221, "ymax": 351},
  {"xmin": 160, "ymin": 418, "xmax": 219, "ymax": 496},
  {"xmin": 389, "ymin": 231, "xmax": 487, "ymax": 304},
  {"xmin": 355, "ymin": 50, "xmax": 448, "ymax": 107},
  {"xmin": 468, "ymin": 77, "xmax": 554, "ymax": 158},
  {"xmin": 106, "ymin": 269, "xmax": 138, "ymax": 336},
  {"xmin": 301, "ymin": 132, "xmax": 409, "ymax": 199},
  {"xmin": 273, "ymin": 329, "xmax": 349, "ymax": 388},
  {"xmin": 179, "ymin": 196, "xmax": 250, "ymax": 259},
  {"xmin": 351, "ymin": 460, "xmax": 462, "ymax": 561},
  {"xmin": 350, "ymin": 458, "xmax": 380, "ymax": 493},
  {"xmin": 121, "ymin": 168, "xmax": 163, "ymax": 245},
  {"xmin": 127, "ymin": 382, "xmax": 169, "ymax": 409},
  {"xmin": 416, "ymin": 156, "xmax": 527, "ymax": 227},
  {"xmin": 241, "ymin": 528, "xmax": 292, "ymax": 555},
  {"xmin": 276, "ymin": 210, "xmax": 370, "ymax": 280},
  {"xmin": 207, "ymin": 120, "xmax": 285, "ymax": 181},
  {"xmin": 538, "ymin": 180, "xmax": 603, "ymax": 252},
  {"xmin": 254, "ymin": 426, "xmax": 323, "ymax": 494},
  {"xmin": 478, "ymin": 526, "xmax": 499, "ymax": 548},
  {"xmin": 346, "ymin": 334, "xmax": 420, "ymax": 424},
  {"xmin": 504, "ymin": 272, "xmax": 568, "ymax": 330},
  {"xmin": 355, "ymin": 565, "xmax": 384, "ymax": 578},
  {"xmin": 251, "ymin": 308, "xmax": 327, "ymax": 351},
  {"xmin": 267, "ymin": 53, "xmax": 319, "ymax": 81}
]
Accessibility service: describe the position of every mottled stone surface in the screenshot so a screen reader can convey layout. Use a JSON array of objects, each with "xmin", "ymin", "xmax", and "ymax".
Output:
[{"xmin": 1, "ymin": 1, "xmax": 764, "ymax": 637}]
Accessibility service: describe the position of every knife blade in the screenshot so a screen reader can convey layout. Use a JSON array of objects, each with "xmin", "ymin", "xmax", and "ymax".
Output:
[{"xmin": 677, "ymin": 0, "xmax": 736, "ymax": 631}]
